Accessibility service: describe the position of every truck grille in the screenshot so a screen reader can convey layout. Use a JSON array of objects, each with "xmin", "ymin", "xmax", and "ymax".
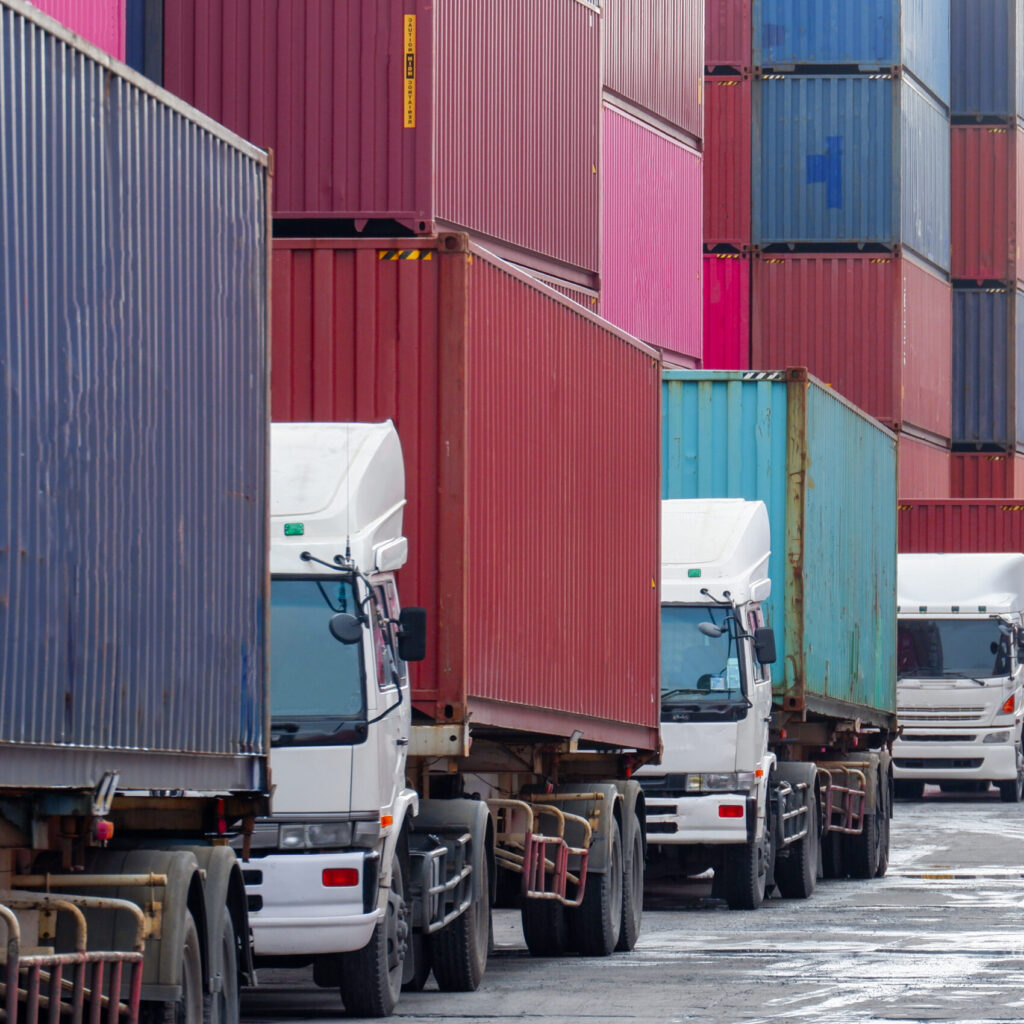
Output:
[
  {"xmin": 903, "ymin": 734, "xmax": 978, "ymax": 743},
  {"xmin": 898, "ymin": 706, "xmax": 987, "ymax": 723},
  {"xmin": 648, "ymin": 822, "xmax": 679, "ymax": 835},
  {"xmin": 893, "ymin": 758, "xmax": 984, "ymax": 770}
]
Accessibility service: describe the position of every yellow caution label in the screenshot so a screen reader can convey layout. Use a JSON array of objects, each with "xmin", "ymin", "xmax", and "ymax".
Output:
[
  {"xmin": 404, "ymin": 15, "xmax": 416, "ymax": 128},
  {"xmin": 378, "ymin": 249, "xmax": 434, "ymax": 261}
]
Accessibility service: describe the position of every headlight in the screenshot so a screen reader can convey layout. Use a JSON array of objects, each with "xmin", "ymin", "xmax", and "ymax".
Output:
[
  {"xmin": 279, "ymin": 825, "xmax": 307, "ymax": 849},
  {"xmin": 684, "ymin": 772, "xmax": 756, "ymax": 793},
  {"xmin": 278, "ymin": 822, "xmax": 354, "ymax": 849},
  {"xmin": 983, "ymin": 731, "xmax": 1012, "ymax": 744},
  {"xmin": 352, "ymin": 819, "xmax": 382, "ymax": 848}
]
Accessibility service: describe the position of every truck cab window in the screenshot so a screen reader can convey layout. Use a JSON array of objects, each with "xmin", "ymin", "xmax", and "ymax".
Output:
[
  {"xmin": 372, "ymin": 585, "xmax": 401, "ymax": 689},
  {"xmin": 661, "ymin": 605, "xmax": 745, "ymax": 701},
  {"xmin": 898, "ymin": 618, "xmax": 1011, "ymax": 679}
]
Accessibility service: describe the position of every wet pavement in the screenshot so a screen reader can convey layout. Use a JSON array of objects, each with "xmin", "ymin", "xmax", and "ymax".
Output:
[{"xmin": 243, "ymin": 785, "xmax": 1024, "ymax": 1023}]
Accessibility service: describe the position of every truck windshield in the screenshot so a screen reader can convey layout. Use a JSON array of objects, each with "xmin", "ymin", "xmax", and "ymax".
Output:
[
  {"xmin": 898, "ymin": 618, "xmax": 1011, "ymax": 679},
  {"xmin": 270, "ymin": 578, "xmax": 366, "ymax": 745},
  {"xmin": 661, "ymin": 605, "xmax": 744, "ymax": 702}
]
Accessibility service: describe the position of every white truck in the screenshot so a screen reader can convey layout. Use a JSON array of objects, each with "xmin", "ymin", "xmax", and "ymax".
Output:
[{"xmin": 893, "ymin": 553, "xmax": 1024, "ymax": 802}]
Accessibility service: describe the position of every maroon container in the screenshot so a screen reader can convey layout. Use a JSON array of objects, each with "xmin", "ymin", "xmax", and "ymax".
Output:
[
  {"xmin": 951, "ymin": 125, "xmax": 1024, "ymax": 283},
  {"xmin": 951, "ymin": 452, "xmax": 1024, "ymax": 498},
  {"xmin": 899, "ymin": 435, "xmax": 951, "ymax": 500},
  {"xmin": 704, "ymin": 75, "xmax": 752, "ymax": 247},
  {"xmin": 603, "ymin": 0, "xmax": 702, "ymax": 139},
  {"xmin": 31, "ymin": 0, "xmax": 125, "ymax": 59},
  {"xmin": 272, "ymin": 236, "xmax": 660, "ymax": 751},
  {"xmin": 164, "ymin": 0, "xmax": 600, "ymax": 283},
  {"xmin": 899, "ymin": 501, "xmax": 1024, "ymax": 553},
  {"xmin": 601, "ymin": 104, "xmax": 702, "ymax": 362},
  {"xmin": 752, "ymin": 252, "xmax": 952, "ymax": 439},
  {"xmin": 703, "ymin": 253, "xmax": 750, "ymax": 368},
  {"xmin": 705, "ymin": 0, "xmax": 751, "ymax": 69}
]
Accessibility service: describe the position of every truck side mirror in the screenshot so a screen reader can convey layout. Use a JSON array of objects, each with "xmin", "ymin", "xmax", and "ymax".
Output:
[
  {"xmin": 754, "ymin": 627, "xmax": 777, "ymax": 665},
  {"xmin": 329, "ymin": 613, "xmax": 363, "ymax": 645},
  {"xmin": 398, "ymin": 606, "xmax": 428, "ymax": 662}
]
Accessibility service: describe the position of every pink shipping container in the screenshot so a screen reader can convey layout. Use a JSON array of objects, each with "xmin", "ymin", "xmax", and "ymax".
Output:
[
  {"xmin": 704, "ymin": 75, "xmax": 752, "ymax": 247},
  {"xmin": 899, "ymin": 434, "xmax": 951, "ymax": 499},
  {"xmin": 31, "ymin": 0, "xmax": 125, "ymax": 59},
  {"xmin": 951, "ymin": 125, "xmax": 1024, "ymax": 283},
  {"xmin": 163, "ymin": 0, "xmax": 600, "ymax": 283},
  {"xmin": 899, "ymin": 501, "xmax": 1024, "ymax": 553},
  {"xmin": 272, "ymin": 235, "xmax": 661, "ymax": 750},
  {"xmin": 603, "ymin": 0, "xmax": 703, "ymax": 139},
  {"xmin": 753, "ymin": 252, "xmax": 953, "ymax": 439},
  {"xmin": 703, "ymin": 253, "xmax": 750, "ymax": 368},
  {"xmin": 601, "ymin": 104, "xmax": 702, "ymax": 362},
  {"xmin": 705, "ymin": 0, "xmax": 751, "ymax": 69},
  {"xmin": 951, "ymin": 452, "xmax": 1024, "ymax": 498}
]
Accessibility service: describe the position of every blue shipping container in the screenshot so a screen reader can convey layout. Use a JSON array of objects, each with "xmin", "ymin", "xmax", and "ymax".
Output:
[
  {"xmin": 662, "ymin": 369, "xmax": 898, "ymax": 725},
  {"xmin": 755, "ymin": 0, "xmax": 950, "ymax": 108},
  {"xmin": 952, "ymin": 288, "xmax": 1024, "ymax": 450},
  {"xmin": 754, "ymin": 73, "xmax": 951, "ymax": 271},
  {"xmin": 951, "ymin": 0, "xmax": 1024, "ymax": 120}
]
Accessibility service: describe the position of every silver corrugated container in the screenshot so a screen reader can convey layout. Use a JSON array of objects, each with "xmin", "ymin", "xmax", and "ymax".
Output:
[{"xmin": 0, "ymin": 0, "xmax": 270, "ymax": 794}]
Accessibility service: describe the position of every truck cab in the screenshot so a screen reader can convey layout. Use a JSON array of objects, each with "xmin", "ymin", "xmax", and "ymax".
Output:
[{"xmin": 894, "ymin": 553, "xmax": 1024, "ymax": 802}]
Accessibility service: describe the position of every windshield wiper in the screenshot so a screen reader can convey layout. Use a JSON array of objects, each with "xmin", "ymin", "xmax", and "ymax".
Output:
[{"xmin": 271, "ymin": 722, "xmax": 301, "ymax": 732}]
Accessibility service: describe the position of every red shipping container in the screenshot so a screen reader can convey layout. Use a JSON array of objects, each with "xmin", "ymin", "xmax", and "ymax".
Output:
[
  {"xmin": 951, "ymin": 452, "xmax": 1024, "ymax": 498},
  {"xmin": 951, "ymin": 125, "xmax": 1024, "ymax": 283},
  {"xmin": 703, "ymin": 253, "xmax": 750, "ymax": 368},
  {"xmin": 272, "ymin": 236, "xmax": 660, "ymax": 750},
  {"xmin": 899, "ymin": 500, "xmax": 1024, "ymax": 553},
  {"xmin": 704, "ymin": 75, "xmax": 752, "ymax": 247},
  {"xmin": 752, "ymin": 252, "xmax": 952, "ymax": 439},
  {"xmin": 601, "ymin": 104, "xmax": 702, "ymax": 362},
  {"xmin": 603, "ymin": 0, "xmax": 702, "ymax": 139},
  {"xmin": 32, "ymin": 0, "xmax": 125, "ymax": 59},
  {"xmin": 163, "ymin": 0, "xmax": 600, "ymax": 282},
  {"xmin": 899, "ymin": 434, "xmax": 951, "ymax": 499},
  {"xmin": 705, "ymin": 0, "xmax": 751, "ymax": 69}
]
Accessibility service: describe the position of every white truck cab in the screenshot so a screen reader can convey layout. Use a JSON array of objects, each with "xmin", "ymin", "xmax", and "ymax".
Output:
[{"xmin": 893, "ymin": 553, "xmax": 1024, "ymax": 802}]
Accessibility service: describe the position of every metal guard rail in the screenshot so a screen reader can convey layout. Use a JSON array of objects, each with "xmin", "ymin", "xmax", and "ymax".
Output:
[{"xmin": 816, "ymin": 764, "xmax": 869, "ymax": 835}]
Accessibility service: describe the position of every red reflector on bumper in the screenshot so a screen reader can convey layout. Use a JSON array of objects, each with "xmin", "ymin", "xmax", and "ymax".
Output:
[
  {"xmin": 322, "ymin": 868, "xmax": 359, "ymax": 887},
  {"xmin": 719, "ymin": 805, "xmax": 744, "ymax": 818}
]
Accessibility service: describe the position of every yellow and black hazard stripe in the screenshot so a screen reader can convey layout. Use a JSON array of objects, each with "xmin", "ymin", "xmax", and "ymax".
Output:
[{"xmin": 378, "ymin": 249, "xmax": 434, "ymax": 261}]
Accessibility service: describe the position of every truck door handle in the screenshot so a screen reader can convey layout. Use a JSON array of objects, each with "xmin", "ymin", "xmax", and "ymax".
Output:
[{"xmin": 397, "ymin": 737, "xmax": 409, "ymax": 747}]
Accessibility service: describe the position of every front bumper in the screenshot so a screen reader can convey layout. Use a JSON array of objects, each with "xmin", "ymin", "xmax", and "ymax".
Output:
[
  {"xmin": 243, "ymin": 849, "xmax": 381, "ymax": 956},
  {"xmin": 893, "ymin": 730, "xmax": 1017, "ymax": 782},
  {"xmin": 644, "ymin": 793, "xmax": 752, "ymax": 845}
]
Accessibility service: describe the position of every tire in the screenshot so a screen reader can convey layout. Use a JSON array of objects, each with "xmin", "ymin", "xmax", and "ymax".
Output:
[
  {"xmin": 520, "ymin": 898, "xmax": 569, "ymax": 957},
  {"xmin": 775, "ymin": 794, "xmax": 817, "ymax": 899},
  {"xmin": 207, "ymin": 911, "xmax": 239, "ymax": 1024},
  {"xmin": 875, "ymin": 775, "xmax": 891, "ymax": 879},
  {"xmin": 615, "ymin": 819, "xmax": 644, "ymax": 952},
  {"xmin": 721, "ymin": 834, "xmax": 771, "ymax": 911},
  {"xmin": 894, "ymin": 780, "xmax": 924, "ymax": 801},
  {"xmin": 998, "ymin": 771, "xmax": 1024, "ymax": 803},
  {"xmin": 337, "ymin": 852, "xmax": 408, "ymax": 1017},
  {"xmin": 845, "ymin": 811, "xmax": 879, "ymax": 880},
  {"xmin": 401, "ymin": 932, "xmax": 432, "ymax": 993},
  {"xmin": 141, "ymin": 911, "xmax": 204, "ymax": 1024},
  {"xmin": 430, "ymin": 855, "xmax": 490, "ymax": 991},
  {"xmin": 568, "ymin": 816, "xmax": 623, "ymax": 956}
]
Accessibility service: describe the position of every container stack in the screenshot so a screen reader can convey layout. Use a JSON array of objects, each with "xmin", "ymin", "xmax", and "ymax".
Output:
[
  {"xmin": 948, "ymin": 0, "xmax": 1024, "ymax": 496},
  {"xmin": 29, "ymin": 0, "xmax": 125, "ymax": 58},
  {"xmin": 601, "ymin": 0, "xmax": 704, "ymax": 367}
]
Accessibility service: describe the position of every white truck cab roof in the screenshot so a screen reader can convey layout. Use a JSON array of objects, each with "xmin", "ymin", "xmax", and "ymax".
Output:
[
  {"xmin": 662, "ymin": 499, "xmax": 771, "ymax": 606},
  {"xmin": 270, "ymin": 422, "xmax": 406, "ymax": 576},
  {"xmin": 898, "ymin": 553, "xmax": 1024, "ymax": 617}
]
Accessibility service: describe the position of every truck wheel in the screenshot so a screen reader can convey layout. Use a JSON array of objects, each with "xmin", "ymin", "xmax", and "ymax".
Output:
[
  {"xmin": 615, "ymin": 819, "xmax": 644, "ymax": 951},
  {"xmin": 337, "ymin": 854, "xmax": 408, "ymax": 1017},
  {"xmin": 569, "ymin": 816, "xmax": 623, "ymax": 956},
  {"xmin": 430, "ymin": 856, "xmax": 490, "ymax": 991},
  {"xmin": 401, "ymin": 932, "xmax": 432, "ymax": 992},
  {"xmin": 721, "ymin": 835, "xmax": 770, "ymax": 910},
  {"xmin": 775, "ymin": 796, "xmax": 817, "ymax": 899},
  {"xmin": 845, "ymin": 811, "xmax": 879, "ymax": 880},
  {"xmin": 894, "ymin": 779, "xmax": 924, "ymax": 800},
  {"xmin": 142, "ymin": 911, "xmax": 203, "ymax": 1024},
  {"xmin": 520, "ymin": 899, "xmax": 569, "ymax": 957},
  {"xmin": 998, "ymin": 771, "xmax": 1024, "ymax": 803},
  {"xmin": 875, "ymin": 774, "xmax": 891, "ymax": 878},
  {"xmin": 209, "ymin": 910, "xmax": 239, "ymax": 1024}
]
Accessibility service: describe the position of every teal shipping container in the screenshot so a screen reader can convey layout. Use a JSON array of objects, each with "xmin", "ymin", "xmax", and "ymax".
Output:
[{"xmin": 662, "ymin": 369, "xmax": 898, "ymax": 727}]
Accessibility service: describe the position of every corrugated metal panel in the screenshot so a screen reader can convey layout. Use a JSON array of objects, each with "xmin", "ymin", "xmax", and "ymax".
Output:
[
  {"xmin": 273, "ymin": 237, "xmax": 661, "ymax": 751},
  {"xmin": 899, "ymin": 500, "xmax": 1024, "ymax": 551},
  {"xmin": 704, "ymin": 75, "xmax": 751, "ymax": 247},
  {"xmin": 951, "ymin": 0, "xmax": 1022, "ymax": 120},
  {"xmin": 702, "ymin": 253, "xmax": 751, "ymax": 368},
  {"xmin": 951, "ymin": 453, "xmax": 1024, "ymax": 497},
  {"xmin": 951, "ymin": 126, "xmax": 1016, "ymax": 281},
  {"xmin": 755, "ymin": 0, "xmax": 950, "ymax": 107},
  {"xmin": 162, "ymin": 0, "xmax": 600, "ymax": 280},
  {"xmin": 603, "ymin": 0, "xmax": 702, "ymax": 137},
  {"xmin": 601, "ymin": 105, "xmax": 702, "ymax": 361},
  {"xmin": 752, "ymin": 253, "xmax": 952, "ymax": 439},
  {"xmin": 754, "ymin": 74, "xmax": 951, "ymax": 271},
  {"xmin": 953, "ymin": 287, "xmax": 1024, "ymax": 449},
  {"xmin": 30, "ymin": 0, "xmax": 126, "ymax": 59},
  {"xmin": 706, "ymin": 0, "xmax": 751, "ymax": 69},
  {"xmin": 0, "ymin": 0, "xmax": 269, "ymax": 791},
  {"xmin": 899, "ymin": 435, "xmax": 952, "ymax": 498},
  {"xmin": 662, "ymin": 369, "xmax": 897, "ymax": 724}
]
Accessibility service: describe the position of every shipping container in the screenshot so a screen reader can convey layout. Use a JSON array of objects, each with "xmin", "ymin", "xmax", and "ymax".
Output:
[
  {"xmin": 951, "ymin": 0, "xmax": 1024, "ymax": 121},
  {"xmin": 703, "ymin": 253, "xmax": 751, "ymax": 368},
  {"xmin": 951, "ymin": 125, "xmax": 1024, "ymax": 281},
  {"xmin": 273, "ymin": 236, "xmax": 661, "ymax": 751},
  {"xmin": 706, "ymin": 0, "xmax": 751, "ymax": 69},
  {"xmin": 951, "ymin": 452, "xmax": 1024, "ymax": 498},
  {"xmin": 126, "ymin": 0, "xmax": 163, "ymax": 82},
  {"xmin": 662, "ymin": 369, "xmax": 898, "ymax": 726},
  {"xmin": 754, "ymin": 73, "xmax": 951, "ymax": 271},
  {"xmin": 162, "ymin": 0, "xmax": 600, "ymax": 282},
  {"xmin": 755, "ymin": 0, "xmax": 950, "ymax": 107},
  {"xmin": 603, "ymin": 0, "xmax": 702, "ymax": 138},
  {"xmin": 899, "ymin": 499, "xmax": 1024, "ymax": 551},
  {"xmin": 752, "ymin": 252, "xmax": 952, "ymax": 439},
  {"xmin": 602, "ymin": 103, "xmax": 702, "ymax": 362},
  {"xmin": 899, "ymin": 434, "xmax": 952, "ymax": 499},
  {"xmin": 31, "ymin": 0, "xmax": 126, "ymax": 59},
  {"xmin": 953, "ymin": 286, "xmax": 1024, "ymax": 450},
  {"xmin": 1, "ymin": 0, "xmax": 270, "ymax": 792},
  {"xmin": 704, "ymin": 75, "xmax": 752, "ymax": 247}
]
